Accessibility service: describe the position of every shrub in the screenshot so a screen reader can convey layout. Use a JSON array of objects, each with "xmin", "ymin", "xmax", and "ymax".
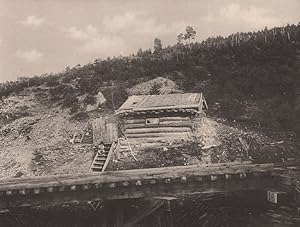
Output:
[
  {"xmin": 62, "ymin": 96, "xmax": 79, "ymax": 108},
  {"xmin": 70, "ymin": 102, "xmax": 80, "ymax": 113},
  {"xmin": 149, "ymin": 82, "xmax": 161, "ymax": 95},
  {"xmin": 70, "ymin": 111, "xmax": 89, "ymax": 121},
  {"xmin": 45, "ymin": 79, "xmax": 60, "ymax": 87},
  {"xmin": 49, "ymin": 84, "xmax": 75, "ymax": 101},
  {"xmin": 61, "ymin": 96, "xmax": 81, "ymax": 113},
  {"xmin": 83, "ymin": 95, "xmax": 96, "ymax": 105}
]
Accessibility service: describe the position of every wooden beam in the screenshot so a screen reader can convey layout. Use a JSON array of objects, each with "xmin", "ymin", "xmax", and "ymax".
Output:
[
  {"xmin": 202, "ymin": 95, "xmax": 208, "ymax": 110},
  {"xmin": 123, "ymin": 117, "xmax": 192, "ymax": 125},
  {"xmin": 125, "ymin": 122, "xmax": 193, "ymax": 129},
  {"xmin": 0, "ymin": 175, "xmax": 285, "ymax": 210},
  {"xmin": 159, "ymin": 117, "xmax": 191, "ymax": 121},
  {"xmin": 0, "ymin": 161, "xmax": 298, "ymax": 208},
  {"xmin": 126, "ymin": 132, "xmax": 190, "ymax": 138},
  {"xmin": 0, "ymin": 162, "xmax": 274, "ymax": 191},
  {"xmin": 123, "ymin": 200, "xmax": 165, "ymax": 227},
  {"xmin": 125, "ymin": 127, "xmax": 191, "ymax": 134},
  {"xmin": 132, "ymin": 104, "xmax": 201, "ymax": 112}
]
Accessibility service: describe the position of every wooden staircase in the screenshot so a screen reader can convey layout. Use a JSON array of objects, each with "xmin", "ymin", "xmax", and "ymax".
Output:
[{"xmin": 90, "ymin": 141, "xmax": 118, "ymax": 172}]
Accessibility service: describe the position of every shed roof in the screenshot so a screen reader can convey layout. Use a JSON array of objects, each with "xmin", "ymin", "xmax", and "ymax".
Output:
[{"xmin": 116, "ymin": 93, "xmax": 207, "ymax": 116}]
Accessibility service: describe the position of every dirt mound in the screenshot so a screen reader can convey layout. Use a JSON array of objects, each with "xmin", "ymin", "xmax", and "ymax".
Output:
[
  {"xmin": 0, "ymin": 95, "xmax": 37, "ymax": 127},
  {"xmin": 127, "ymin": 77, "xmax": 182, "ymax": 95},
  {"xmin": 0, "ymin": 90, "xmax": 96, "ymax": 178}
]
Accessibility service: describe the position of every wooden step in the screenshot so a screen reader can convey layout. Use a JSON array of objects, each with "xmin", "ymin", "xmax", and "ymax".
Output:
[
  {"xmin": 95, "ymin": 159, "xmax": 107, "ymax": 163},
  {"xmin": 95, "ymin": 157, "xmax": 107, "ymax": 161},
  {"xmin": 91, "ymin": 168, "xmax": 102, "ymax": 172},
  {"xmin": 94, "ymin": 160, "xmax": 105, "ymax": 164},
  {"xmin": 90, "ymin": 142, "xmax": 116, "ymax": 173},
  {"xmin": 93, "ymin": 161, "xmax": 105, "ymax": 165},
  {"xmin": 91, "ymin": 165, "xmax": 103, "ymax": 169},
  {"xmin": 97, "ymin": 152, "xmax": 108, "ymax": 156}
]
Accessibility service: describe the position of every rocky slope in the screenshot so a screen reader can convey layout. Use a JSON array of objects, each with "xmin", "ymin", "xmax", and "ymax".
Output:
[{"xmin": 0, "ymin": 78, "xmax": 299, "ymax": 178}]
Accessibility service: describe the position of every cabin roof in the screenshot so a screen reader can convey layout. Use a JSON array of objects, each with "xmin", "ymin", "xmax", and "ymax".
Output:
[{"xmin": 116, "ymin": 93, "xmax": 207, "ymax": 116}]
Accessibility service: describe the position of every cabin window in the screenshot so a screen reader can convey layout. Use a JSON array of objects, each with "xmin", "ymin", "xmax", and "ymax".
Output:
[{"xmin": 145, "ymin": 118, "xmax": 160, "ymax": 125}]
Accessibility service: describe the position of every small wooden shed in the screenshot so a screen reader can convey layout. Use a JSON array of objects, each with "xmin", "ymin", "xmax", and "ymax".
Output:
[
  {"xmin": 92, "ymin": 117, "xmax": 119, "ymax": 145},
  {"xmin": 116, "ymin": 93, "xmax": 208, "ymax": 141}
]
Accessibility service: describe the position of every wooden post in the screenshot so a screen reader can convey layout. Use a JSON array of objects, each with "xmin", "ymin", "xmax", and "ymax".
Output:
[
  {"xmin": 155, "ymin": 210, "xmax": 162, "ymax": 227},
  {"xmin": 115, "ymin": 201, "xmax": 124, "ymax": 227},
  {"xmin": 294, "ymin": 183, "xmax": 300, "ymax": 215},
  {"xmin": 164, "ymin": 200, "xmax": 174, "ymax": 227},
  {"xmin": 101, "ymin": 203, "xmax": 108, "ymax": 227}
]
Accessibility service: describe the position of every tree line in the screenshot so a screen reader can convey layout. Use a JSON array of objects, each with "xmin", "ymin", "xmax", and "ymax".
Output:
[{"xmin": 1, "ymin": 23, "xmax": 299, "ymax": 99}]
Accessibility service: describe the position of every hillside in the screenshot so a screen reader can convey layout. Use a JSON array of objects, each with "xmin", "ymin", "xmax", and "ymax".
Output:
[
  {"xmin": 0, "ymin": 23, "xmax": 300, "ymax": 178},
  {"xmin": 0, "ymin": 75, "xmax": 298, "ymax": 178}
]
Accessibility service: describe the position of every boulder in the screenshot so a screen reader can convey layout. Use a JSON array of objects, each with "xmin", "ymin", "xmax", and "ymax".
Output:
[
  {"xmin": 95, "ymin": 92, "xmax": 106, "ymax": 106},
  {"xmin": 86, "ymin": 92, "xmax": 106, "ymax": 112},
  {"xmin": 128, "ymin": 77, "xmax": 182, "ymax": 95}
]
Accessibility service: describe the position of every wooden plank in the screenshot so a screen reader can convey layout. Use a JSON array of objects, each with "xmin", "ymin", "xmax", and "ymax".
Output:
[
  {"xmin": 126, "ymin": 132, "xmax": 191, "ymax": 138},
  {"xmin": 125, "ymin": 127, "xmax": 191, "ymax": 134},
  {"xmin": 0, "ymin": 161, "xmax": 255, "ymax": 187},
  {"xmin": 123, "ymin": 119, "xmax": 145, "ymax": 124},
  {"xmin": 92, "ymin": 117, "xmax": 118, "ymax": 145},
  {"xmin": 123, "ymin": 201, "xmax": 165, "ymax": 227},
  {"xmin": 159, "ymin": 120, "xmax": 191, "ymax": 125},
  {"xmin": 199, "ymin": 93, "xmax": 203, "ymax": 113},
  {"xmin": 0, "ymin": 177, "xmax": 280, "ymax": 210},
  {"xmin": 133, "ymin": 104, "xmax": 201, "ymax": 112},
  {"xmin": 0, "ymin": 162, "xmax": 277, "ymax": 191},
  {"xmin": 125, "ymin": 122, "xmax": 193, "ymax": 129},
  {"xmin": 159, "ymin": 117, "xmax": 191, "ymax": 121},
  {"xmin": 0, "ymin": 161, "xmax": 254, "ymax": 187},
  {"xmin": 202, "ymin": 94, "xmax": 208, "ymax": 110},
  {"xmin": 123, "ymin": 117, "xmax": 192, "ymax": 124}
]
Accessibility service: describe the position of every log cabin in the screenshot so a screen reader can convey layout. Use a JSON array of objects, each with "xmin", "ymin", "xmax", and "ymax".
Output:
[{"xmin": 116, "ymin": 93, "xmax": 208, "ymax": 143}]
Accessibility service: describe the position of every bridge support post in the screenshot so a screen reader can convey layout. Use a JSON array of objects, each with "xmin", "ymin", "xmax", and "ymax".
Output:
[
  {"xmin": 115, "ymin": 200, "xmax": 124, "ymax": 227},
  {"xmin": 164, "ymin": 200, "xmax": 174, "ymax": 227},
  {"xmin": 294, "ymin": 187, "xmax": 300, "ymax": 215},
  {"xmin": 155, "ymin": 212, "xmax": 162, "ymax": 227}
]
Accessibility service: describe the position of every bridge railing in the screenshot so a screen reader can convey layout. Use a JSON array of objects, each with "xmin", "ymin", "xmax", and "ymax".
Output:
[{"xmin": 0, "ymin": 160, "xmax": 299, "ymax": 210}]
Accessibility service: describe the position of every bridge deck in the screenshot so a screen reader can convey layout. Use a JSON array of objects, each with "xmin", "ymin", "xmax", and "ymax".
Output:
[{"xmin": 0, "ymin": 161, "xmax": 299, "ymax": 210}]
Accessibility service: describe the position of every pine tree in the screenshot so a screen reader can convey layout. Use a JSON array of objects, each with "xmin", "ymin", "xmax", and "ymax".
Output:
[{"xmin": 150, "ymin": 82, "xmax": 161, "ymax": 95}]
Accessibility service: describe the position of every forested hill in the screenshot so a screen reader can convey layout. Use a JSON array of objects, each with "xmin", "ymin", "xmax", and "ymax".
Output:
[{"xmin": 1, "ymin": 23, "xmax": 300, "ymax": 143}]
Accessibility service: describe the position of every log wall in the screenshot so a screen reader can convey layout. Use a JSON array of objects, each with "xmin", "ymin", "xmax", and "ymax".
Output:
[{"xmin": 122, "ymin": 115, "xmax": 194, "ymax": 140}]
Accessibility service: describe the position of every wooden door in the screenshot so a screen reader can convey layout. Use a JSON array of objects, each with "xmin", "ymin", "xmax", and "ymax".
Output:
[{"xmin": 92, "ymin": 117, "xmax": 119, "ymax": 145}]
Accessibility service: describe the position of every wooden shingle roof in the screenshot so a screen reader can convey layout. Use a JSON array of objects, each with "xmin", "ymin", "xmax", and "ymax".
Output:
[{"xmin": 116, "ymin": 93, "xmax": 207, "ymax": 116}]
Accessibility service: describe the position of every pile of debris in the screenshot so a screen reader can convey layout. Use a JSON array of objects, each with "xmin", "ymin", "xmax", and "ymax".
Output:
[{"xmin": 127, "ymin": 77, "xmax": 182, "ymax": 95}]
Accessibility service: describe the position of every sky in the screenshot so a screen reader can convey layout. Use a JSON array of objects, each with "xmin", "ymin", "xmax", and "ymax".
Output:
[{"xmin": 0, "ymin": 0, "xmax": 300, "ymax": 82}]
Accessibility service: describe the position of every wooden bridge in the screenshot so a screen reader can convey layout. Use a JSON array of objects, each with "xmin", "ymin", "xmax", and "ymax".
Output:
[{"xmin": 0, "ymin": 161, "xmax": 299, "ymax": 211}]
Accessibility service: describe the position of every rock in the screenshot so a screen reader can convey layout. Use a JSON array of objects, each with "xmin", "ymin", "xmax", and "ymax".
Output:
[
  {"xmin": 127, "ymin": 77, "xmax": 182, "ymax": 95},
  {"xmin": 14, "ymin": 171, "xmax": 24, "ymax": 178},
  {"xmin": 95, "ymin": 92, "xmax": 106, "ymax": 106},
  {"xmin": 86, "ymin": 104, "xmax": 97, "ymax": 112},
  {"xmin": 86, "ymin": 92, "xmax": 106, "ymax": 112},
  {"xmin": 202, "ymin": 144, "xmax": 218, "ymax": 150}
]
